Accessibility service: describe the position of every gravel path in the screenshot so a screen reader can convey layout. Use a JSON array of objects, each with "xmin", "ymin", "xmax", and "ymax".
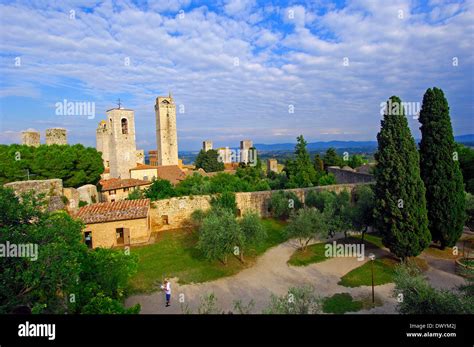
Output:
[{"xmin": 126, "ymin": 237, "xmax": 400, "ymax": 314}]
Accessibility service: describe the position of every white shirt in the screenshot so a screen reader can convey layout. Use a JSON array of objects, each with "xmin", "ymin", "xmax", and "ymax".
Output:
[{"xmin": 161, "ymin": 282, "xmax": 171, "ymax": 295}]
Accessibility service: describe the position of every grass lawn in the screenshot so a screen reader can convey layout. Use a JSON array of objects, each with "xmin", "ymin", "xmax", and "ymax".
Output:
[
  {"xmin": 338, "ymin": 257, "xmax": 397, "ymax": 287},
  {"xmin": 128, "ymin": 218, "xmax": 287, "ymax": 293},
  {"xmin": 287, "ymin": 243, "xmax": 328, "ymax": 266},
  {"xmin": 288, "ymin": 235, "xmax": 383, "ymax": 267},
  {"xmin": 322, "ymin": 293, "xmax": 363, "ymax": 313},
  {"xmin": 352, "ymin": 232, "xmax": 384, "ymax": 249}
]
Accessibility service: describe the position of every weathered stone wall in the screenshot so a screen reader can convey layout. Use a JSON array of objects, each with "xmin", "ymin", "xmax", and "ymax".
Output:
[
  {"xmin": 82, "ymin": 217, "xmax": 150, "ymax": 248},
  {"xmin": 63, "ymin": 187, "xmax": 80, "ymax": 212},
  {"xmin": 4, "ymin": 179, "xmax": 63, "ymax": 196},
  {"xmin": 150, "ymin": 195, "xmax": 212, "ymax": 231},
  {"xmin": 21, "ymin": 130, "xmax": 40, "ymax": 147},
  {"xmin": 327, "ymin": 167, "xmax": 374, "ymax": 184},
  {"xmin": 77, "ymin": 184, "xmax": 99, "ymax": 204},
  {"xmin": 150, "ymin": 183, "xmax": 367, "ymax": 231},
  {"xmin": 45, "ymin": 128, "xmax": 67, "ymax": 145},
  {"xmin": 4, "ymin": 179, "xmax": 64, "ymax": 211}
]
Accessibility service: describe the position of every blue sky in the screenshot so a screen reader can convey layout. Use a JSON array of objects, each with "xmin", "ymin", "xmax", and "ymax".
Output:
[{"xmin": 0, "ymin": 0, "xmax": 472, "ymax": 151}]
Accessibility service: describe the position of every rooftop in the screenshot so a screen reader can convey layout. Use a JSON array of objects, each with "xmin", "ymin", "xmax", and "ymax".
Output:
[
  {"xmin": 130, "ymin": 164, "xmax": 187, "ymax": 185},
  {"xmin": 100, "ymin": 177, "xmax": 150, "ymax": 191},
  {"xmin": 76, "ymin": 199, "xmax": 150, "ymax": 224}
]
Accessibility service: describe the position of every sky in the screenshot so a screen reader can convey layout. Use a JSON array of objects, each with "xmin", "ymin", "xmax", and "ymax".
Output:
[{"xmin": 0, "ymin": 0, "xmax": 473, "ymax": 151}]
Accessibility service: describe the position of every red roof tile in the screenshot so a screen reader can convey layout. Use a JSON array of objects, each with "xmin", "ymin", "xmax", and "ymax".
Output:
[
  {"xmin": 100, "ymin": 178, "xmax": 150, "ymax": 191},
  {"xmin": 76, "ymin": 199, "xmax": 150, "ymax": 224}
]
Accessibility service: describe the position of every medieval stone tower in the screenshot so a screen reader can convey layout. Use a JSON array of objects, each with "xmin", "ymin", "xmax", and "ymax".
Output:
[
  {"xmin": 96, "ymin": 105, "xmax": 140, "ymax": 179},
  {"xmin": 240, "ymin": 139, "xmax": 253, "ymax": 164},
  {"xmin": 155, "ymin": 93, "xmax": 178, "ymax": 166},
  {"xmin": 46, "ymin": 128, "xmax": 67, "ymax": 145},
  {"xmin": 21, "ymin": 129, "xmax": 40, "ymax": 147},
  {"xmin": 203, "ymin": 140, "xmax": 213, "ymax": 152}
]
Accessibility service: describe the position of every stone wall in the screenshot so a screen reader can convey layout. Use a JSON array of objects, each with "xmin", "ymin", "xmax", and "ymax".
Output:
[
  {"xmin": 150, "ymin": 183, "xmax": 367, "ymax": 231},
  {"xmin": 45, "ymin": 128, "xmax": 67, "ymax": 145},
  {"xmin": 4, "ymin": 179, "xmax": 63, "ymax": 197},
  {"xmin": 327, "ymin": 167, "xmax": 374, "ymax": 184},
  {"xmin": 4, "ymin": 179, "xmax": 65, "ymax": 211},
  {"xmin": 77, "ymin": 184, "xmax": 99, "ymax": 204}
]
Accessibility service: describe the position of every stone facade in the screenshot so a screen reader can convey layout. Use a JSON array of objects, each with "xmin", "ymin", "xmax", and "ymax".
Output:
[
  {"xmin": 45, "ymin": 128, "xmax": 67, "ymax": 145},
  {"xmin": 4, "ymin": 179, "xmax": 64, "ymax": 211},
  {"xmin": 82, "ymin": 217, "xmax": 150, "ymax": 248},
  {"xmin": 327, "ymin": 166, "xmax": 374, "ymax": 184},
  {"xmin": 267, "ymin": 159, "xmax": 278, "ymax": 173},
  {"xmin": 63, "ymin": 187, "xmax": 80, "ymax": 212},
  {"xmin": 155, "ymin": 95, "xmax": 179, "ymax": 166},
  {"xmin": 77, "ymin": 184, "xmax": 99, "ymax": 204},
  {"xmin": 96, "ymin": 107, "xmax": 142, "ymax": 179},
  {"xmin": 21, "ymin": 130, "xmax": 40, "ymax": 147},
  {"xmin": 150, "ymin": 183, "xmax": 368, "ymax": 231},
  {"xmin": 217, "ymin": 147, "xmax": 232, "ymax": 164},
  {"xmin": 203, "ymin": 140, "xmax": 213, "ymax": 151},
  {"xmin": 240, "ymin": 139, "xmax": 253, "ymax": 164}
]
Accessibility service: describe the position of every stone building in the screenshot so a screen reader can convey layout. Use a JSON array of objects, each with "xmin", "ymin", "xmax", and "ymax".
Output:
[
  {"xmin": 155, "ymin": 93, "xmax": 178, "ymax": 166},
  {"xmin": 203, "ymin": 140, "xmax": 213, "ymax": 152},
  {"xmin": 217, "ymin": 147, "xmax": 232, "ymax": 164},
  {"xmin": 75, "ymin": 199, "xmax": 151, "ymax": 249},
  {"xmin": 240, "ymin": 139, "xmax": 253, "ymax": 164},
  {"xmin": 267, "ymin": 159, "xmax": 278, "ymax": 173},
  {"xmin": 45, "ymin": 128, "xmax": 67, "ymax": 145},
  {"xmin": 21, "ymin": 129, "xmax": 40, "ymax": 147},
  {"xmin": 99, "ymin": 178, "xmax": 151, "ymax": 202},
  {"xmin": 96, "ymin": 105, "xmax": 143, "ymax": 179},
  {"xmin": 130, "ymin": 163, "xmax": 187, "ymax": 185}
]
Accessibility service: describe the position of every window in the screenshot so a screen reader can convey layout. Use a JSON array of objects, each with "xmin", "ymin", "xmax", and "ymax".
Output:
[
  {"xmin": 161, "ymin": 215, "xmax": 169, "ymax": 225},
  {"xmin": 123, "ymin": 187, "xmax": 129, "ymax": 192},
  {"xmin": 143, "ymin": 175, "xmax": 148, "ymax": 181},
  {"xmin": 109, "ymin": 189, "xmax": 116, "ymax": 195},
  {"xmin": 121, "ymin": 118, "xmax": 128, "ymax": 134}
]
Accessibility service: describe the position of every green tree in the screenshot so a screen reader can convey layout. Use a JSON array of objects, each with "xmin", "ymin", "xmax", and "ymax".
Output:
[
  {"xmin": 374, "ymin": 96, "xmax": 431, "ymax": 259},
  {"xmin": 197, "ymin": 207, "xmax": 243, "ymax": 265},
  {"xmin": 347, "ymin": 154, "xmax": 365, "ymax": 169},
  {"xmin": 0, "ymin": 187, "xmax": 138, "ymax": 314},
  {"xmin": 455, "ymin": 143, "xmax": 474, "ymax": 193},
  {"xmin": 210, "ymin": 191, "xmax": 237, "ymax": 215},
  {"xmin": 285, "ymin": 135, "xmax": 318, "ymax": 187},
  {"xmin": 393, "ymin": 263, "xmax": 473, "ymax": 314},
  {"xmin": 322, "ymin": 148, "xmax": 343, "ymax": 168},
  {"xmin": 145, "ymin": 178, "xmax": 176, "ymax": 200},
  {"xmin": 268, "ymin": 190, "xmax": 302, "ymax": 220},
  {"xmin": 0, "ymin": 144, "xmax": 104, "ymax": 187},
  {"xmin": 286, "ymin": 207, "xmax": 330, "ymax": 251},
  {"xmin": 239, "ymin": 212, "xmax": 267, "ymax": 258},
  {"xmin": 419, "ymin": 87, "xmax": 466, "ymax": 248},
  {"xmin": 263, "ymin": 286, "xmax": 322, "ymax": 314},
  {"xmin": 195, "ymin": 149, "xmax": 224, "ymax": 173},
  {"xmin": 351, "ymin": 185, "xmax": 375, "ymax": 241},
  {"xmin": 314, "ymin": 154, "xmax": 324, "ymax": 174}
]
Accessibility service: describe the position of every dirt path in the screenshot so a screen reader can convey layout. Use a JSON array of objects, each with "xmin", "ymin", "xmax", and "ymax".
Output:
[{"xmin": 126, "ymin": 238, "xmax": 399, "ymax": 314}]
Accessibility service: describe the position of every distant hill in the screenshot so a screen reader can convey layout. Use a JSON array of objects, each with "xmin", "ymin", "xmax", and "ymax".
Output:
[{"xmin": 254, "ymin": 134, "xmax": 474, "ymax": 151}]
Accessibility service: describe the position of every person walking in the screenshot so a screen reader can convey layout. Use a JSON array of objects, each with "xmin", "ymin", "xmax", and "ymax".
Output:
[{"xmin": 161, "ymin": 279, "xmax": 171, "ymax": 307}]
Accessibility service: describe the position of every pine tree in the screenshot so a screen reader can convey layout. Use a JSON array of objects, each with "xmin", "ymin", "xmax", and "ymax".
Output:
[
  {"xmin": 419, "ymin": 87, "xmax": 466, "ymax": 248},
  {"xmin": 374, "ymin": 96, "xmax": 431, "ymax": 258}
]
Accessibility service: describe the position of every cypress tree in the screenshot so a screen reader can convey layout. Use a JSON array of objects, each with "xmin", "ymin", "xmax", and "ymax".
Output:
[
  {"xmin": 419, "ymin": 87, "xmax": 465, "ymax": 248},
  {"xmin": 374, "ymin": 96, "xmax": 431, "ymax": 258}
]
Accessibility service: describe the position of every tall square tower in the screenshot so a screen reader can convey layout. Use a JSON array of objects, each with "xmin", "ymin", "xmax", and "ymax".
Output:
[
  {"xmin": 155, "ymin": 94, "xmax": 178, "ymax": 166},
  {"xmin": 106, "ymin": 107, "xmax": 138, "ymax": 178}
]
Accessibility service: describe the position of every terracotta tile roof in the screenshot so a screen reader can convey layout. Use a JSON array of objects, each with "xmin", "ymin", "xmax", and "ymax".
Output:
[
  {"xmin": 100, "ymin": 178, "xmax": 150, "ymax": 191},
  {"xmin": 130, "ymin": 163, "xmax": 158, "ymax": 170},
  {"xmin": 103, "ymin": 168, "xmax": 110, "ymax": 173},
  {"xmin": 130, "ymin": 164, "xmax": 186, "ymax": 185},
  {"xmin": 156, "ymin": 165, "xmax": 187, "ymax": 185},
  {"xmin": 76, "ymin": 199, "xmax": 150, "ymax": 224}
]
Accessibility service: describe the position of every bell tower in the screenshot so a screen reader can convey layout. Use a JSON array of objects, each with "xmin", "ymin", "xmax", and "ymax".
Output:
[{"xmin": 155, "ymin": 93, "xmax": 178, "ymax": 166}]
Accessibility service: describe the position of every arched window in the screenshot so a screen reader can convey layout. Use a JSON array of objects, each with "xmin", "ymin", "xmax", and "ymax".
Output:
[{"xmin": 121, "ymin": 118, "xmax": 128, "ymax": 134}]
